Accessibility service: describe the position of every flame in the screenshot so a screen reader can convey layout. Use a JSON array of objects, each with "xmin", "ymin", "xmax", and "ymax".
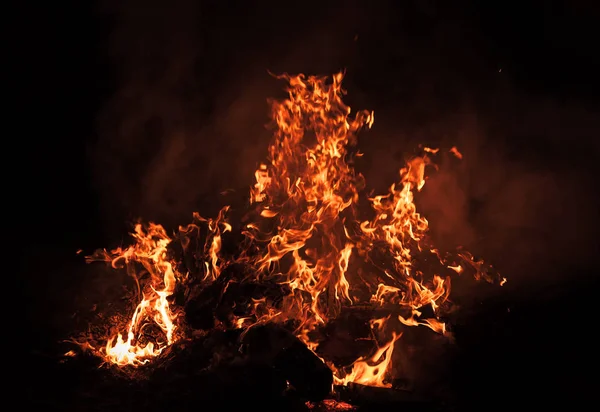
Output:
[
  {"xmin": 84, "ymin": 223, "xmax": 179, "ymax": 366},
  {"xmin": 449, "ymin": 146, "xmax": 463, "ymax": 159},
  {"xmin": 83, "ymin": 210, "xmax": 230, "ymax": 366},
  {"xmin": 331, "ymin": 316, "xmax": 402, "ymax": 387},
  {"xmin": 81, "ymin": 72, "xmax": 504, "ymax": 385},
  {"xmin": 245, "ymin": 72, "xmax": 373, "ymax": 334}
]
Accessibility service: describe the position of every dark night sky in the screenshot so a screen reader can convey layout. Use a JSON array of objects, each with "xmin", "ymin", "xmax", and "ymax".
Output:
[{"xmin": 17, "ymin": 0, "xmax": 600, "ymax": 407}]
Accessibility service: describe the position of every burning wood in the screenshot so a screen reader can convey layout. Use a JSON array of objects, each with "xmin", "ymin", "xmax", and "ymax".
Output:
[{"xmin": 69, "ymin": 71, "xmax": 505, "ymax": 403}]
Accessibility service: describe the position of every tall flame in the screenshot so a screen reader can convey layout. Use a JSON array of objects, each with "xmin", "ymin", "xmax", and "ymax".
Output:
[
  {"xmin": 80, "ymin": 72, "xmax": 504, "ymax": 387},
  {"xmin": 244, "ymin": 72, "xmax": 374, "ymax": 340}
]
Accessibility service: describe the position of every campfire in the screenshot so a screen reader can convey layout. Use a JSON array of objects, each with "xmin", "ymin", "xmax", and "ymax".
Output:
[{"xmin": 68, "ymin": 72, "xmax": 505, "ymax": 408}]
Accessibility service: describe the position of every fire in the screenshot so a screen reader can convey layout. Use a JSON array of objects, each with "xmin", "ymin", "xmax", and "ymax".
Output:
[
  {"xmin": 331, "ymin": 316, "xmax": 402, "ymax": 387},
  {"xmin": 85, "ymin": 223, "xmax": 179, "ymax": 366},
  {"xmin": 78, "ymin": 72, "xmax": 504, "ymax": 387},
  {"xmin": 83, "ymin": 210, "xmax": 230, "ymax": 366}
]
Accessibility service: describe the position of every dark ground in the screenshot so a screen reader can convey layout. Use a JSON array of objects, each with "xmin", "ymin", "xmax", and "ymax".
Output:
[{"xmin": 16, "ymin": 0, "xmax": 600, "ymax": 410}]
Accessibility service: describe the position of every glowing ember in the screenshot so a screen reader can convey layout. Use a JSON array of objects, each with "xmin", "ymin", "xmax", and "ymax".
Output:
[
  {"xmin": 307, "ymin": 399, "xmax": 357, "ymax": 410},
  {"xmin": 77, "ymin": 72, "xmax": 504, "ymax": 386}
]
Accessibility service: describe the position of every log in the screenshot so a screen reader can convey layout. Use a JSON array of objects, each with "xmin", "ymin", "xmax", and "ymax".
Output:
[
  {"xmin": 148, "ymin": 329, "xmax": 296, "ymax": 409},
  {"xmin": 183, "ymin": 263, "xmax": 249, "ymax": 329},
  {"xmin": 335, "ymin": 383, "xmax": 441, "ymax": 411},
  {"xmin": 216, "ymin": 279, "xmax": 289, "ymax": 324},
  {"xmin": 243, "ymin": 324, "xmax": 333, "ymax": 402}
]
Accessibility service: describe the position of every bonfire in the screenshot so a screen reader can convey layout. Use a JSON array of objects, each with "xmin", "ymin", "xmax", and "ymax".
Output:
[{"xmin": 71, "ymin": 72, "xmax": 504, "ymax": 404}]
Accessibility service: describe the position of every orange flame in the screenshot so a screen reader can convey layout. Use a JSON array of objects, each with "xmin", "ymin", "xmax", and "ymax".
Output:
[
  {"xmin": 332, "ymin": 317, "xmax": 402, "ymax": 387},
  {"xmin": 83, "ymin": 209, "xmax": 230, "ymax": 366},
  {"xmin": 85, "ymin": 223, "xmax": 179, "ymax": 366},
  {"xmin": 81, "ymin": 72, "xmax": 504, "ymax": 385}
]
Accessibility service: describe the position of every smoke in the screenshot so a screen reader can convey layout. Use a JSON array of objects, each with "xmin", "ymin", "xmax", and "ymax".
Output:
[
  {"xmin": 91, "ymin": 0, "xmax": 363, "ymax": 235},
  {"xmin": 90, "ymin": 0, "xmax": 599, "ymax": 291},
  {"xmin": 415, "ymin": 98, "xmax": 600, "ymax": 291}
]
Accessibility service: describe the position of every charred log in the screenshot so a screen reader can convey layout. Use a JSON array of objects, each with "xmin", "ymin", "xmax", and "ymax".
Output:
[
  {"xmin": 184, "ymin": 261, "xmax": 293, "ymax": 330},
  {"xmin": 148, "ymin": 328, "xmax": 297, "ymax": 410},
  {"xmin": 183, "ymin": 263, "xmax": 249, "ymax": 329},
  {"xmin": 335, "ymin": 383, "xmax": 441, "ymax": 411},
  {"xmin": 243, "ymin": 324, "xmax": 333, "ymax": 402},
  {"xmin": 216, "ymin": 279, "xmax": 290, "ymax": 325}
]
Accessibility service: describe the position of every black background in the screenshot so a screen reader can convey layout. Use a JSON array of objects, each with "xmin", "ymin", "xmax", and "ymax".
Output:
[{"xmin": 18, "ymin": 0, "xmax": 599, "ymax": 409}]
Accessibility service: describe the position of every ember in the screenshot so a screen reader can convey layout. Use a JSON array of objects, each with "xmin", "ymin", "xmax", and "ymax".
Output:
[{"xmin": 70, "ymin": 72, "xmax": 504, "ymax": 402}]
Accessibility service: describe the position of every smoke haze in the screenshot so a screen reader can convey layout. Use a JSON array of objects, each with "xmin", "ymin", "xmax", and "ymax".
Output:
[{"xmin": 91, "ymin": 0, "xmax": 599, "ymax": 293}]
